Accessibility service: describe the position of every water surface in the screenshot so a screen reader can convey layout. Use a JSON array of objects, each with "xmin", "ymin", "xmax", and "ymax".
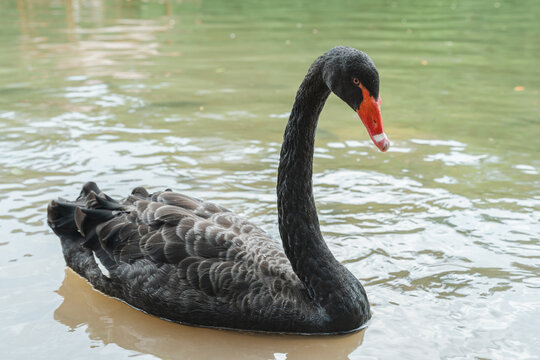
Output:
[{"xmin": 1, "ymin": 1, "xmax": 539, "ymax": 359}]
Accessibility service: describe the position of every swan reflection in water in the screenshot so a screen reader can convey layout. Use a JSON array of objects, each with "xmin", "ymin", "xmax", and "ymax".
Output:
[{"xmin": 54, "ymin": 269, "xmax": 366, "ymax": 360}]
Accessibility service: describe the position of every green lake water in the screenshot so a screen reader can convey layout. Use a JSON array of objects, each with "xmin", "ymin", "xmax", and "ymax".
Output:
[{"xmin": 0, "ymin": 0, "xmax": 539, "ymax": 359}]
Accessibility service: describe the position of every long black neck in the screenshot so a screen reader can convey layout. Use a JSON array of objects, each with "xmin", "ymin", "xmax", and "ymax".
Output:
[{"xmin": 277, "ymin": 59, "xmax": 355, "ymax": 306}]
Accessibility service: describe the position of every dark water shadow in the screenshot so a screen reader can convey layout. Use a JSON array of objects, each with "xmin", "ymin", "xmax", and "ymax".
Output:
[{"xmin": 54, "ymin": 269, "xmax": 366, "ymax": 360}]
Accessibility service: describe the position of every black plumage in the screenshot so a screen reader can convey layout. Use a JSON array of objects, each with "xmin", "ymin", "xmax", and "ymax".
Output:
[{"xmin": 47, "ymin": 46, "xmax": 385, "ymax": 334}]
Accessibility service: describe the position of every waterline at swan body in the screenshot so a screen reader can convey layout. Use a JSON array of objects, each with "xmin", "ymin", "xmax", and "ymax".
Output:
[{"xmin": 47, "ymin": 46, "xmax": 389, "ymax": 334}]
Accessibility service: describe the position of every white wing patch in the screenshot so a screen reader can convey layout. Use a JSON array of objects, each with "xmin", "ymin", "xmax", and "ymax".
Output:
[{"xmin": 93, "ymin": 252, "xmax": 111, "ymax": 278}]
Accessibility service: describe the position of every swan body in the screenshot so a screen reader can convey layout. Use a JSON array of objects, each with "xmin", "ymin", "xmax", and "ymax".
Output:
[{"xmin": 48, "ymin": 46, "xmax": 389, "ymax": 334}]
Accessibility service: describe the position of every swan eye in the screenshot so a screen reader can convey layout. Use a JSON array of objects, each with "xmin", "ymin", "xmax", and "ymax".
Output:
[{"xmin": 353, "ymin": 78, "xmax": 360, "ymax": 85}]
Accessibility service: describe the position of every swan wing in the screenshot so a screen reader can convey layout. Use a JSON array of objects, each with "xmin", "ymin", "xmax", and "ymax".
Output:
[{"xmin": 49, "ymin": 182, "xmax": 295, "ymax": 300}]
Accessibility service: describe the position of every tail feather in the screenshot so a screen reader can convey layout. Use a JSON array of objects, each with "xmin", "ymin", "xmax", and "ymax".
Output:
[
  {"xmin": 76, "ymin": 206, "xmax": 116, "ymax": 234},
  {"xmin": 77, "ymin": 181, "xmax": 101, "ymax": 201},
  {"xmin": 48, "ymin": 182, "xmax": 121, "ymax": 274},
  {"xmin": 87, "ymin": 191, "xmax": 123, "ymax": 210},
  {"xmin": 47, "ymin": 200, "xmax": 81, "ymax": 238}
]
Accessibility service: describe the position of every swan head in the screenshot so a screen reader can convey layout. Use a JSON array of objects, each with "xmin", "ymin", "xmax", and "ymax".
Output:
[{"xmin": 321, "ymin": 46, "xmax": 390, "ymax": 152}]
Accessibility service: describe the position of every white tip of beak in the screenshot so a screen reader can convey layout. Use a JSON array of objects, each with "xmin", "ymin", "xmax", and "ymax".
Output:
[{"xmin": 371, "ymin": 132, "xmax": 390, "ymax": 152}]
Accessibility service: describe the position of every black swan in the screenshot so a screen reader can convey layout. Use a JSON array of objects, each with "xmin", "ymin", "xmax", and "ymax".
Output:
[{"xmin": 47, "ymin": 46, "xmax": 389, "ymax": 334}]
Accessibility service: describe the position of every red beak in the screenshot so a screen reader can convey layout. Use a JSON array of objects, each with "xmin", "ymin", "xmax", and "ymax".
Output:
[{"xmin": 357, "ymin": 84, "xmax": 389, "ymax": 152}]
